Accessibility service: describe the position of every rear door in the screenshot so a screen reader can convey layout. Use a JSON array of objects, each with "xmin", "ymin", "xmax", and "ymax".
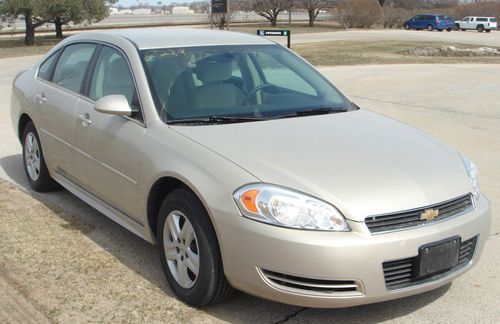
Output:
[
  {"xmin": 35, "ymin": 43, "xmax": 97, "ymax": 179},
  {"xmin": 73, "ymin": 44, "xmax": 146, "ymax": 221}
]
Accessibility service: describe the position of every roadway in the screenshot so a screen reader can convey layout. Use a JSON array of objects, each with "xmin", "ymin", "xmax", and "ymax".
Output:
[{"xmin": 0, "ymin": 54, "xmax": 499, "ymax": 322}]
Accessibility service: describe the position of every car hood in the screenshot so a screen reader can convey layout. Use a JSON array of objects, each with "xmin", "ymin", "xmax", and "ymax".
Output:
[{"xmin": 172, "ymin": 110, "xmax": 473, "ymax": 222}]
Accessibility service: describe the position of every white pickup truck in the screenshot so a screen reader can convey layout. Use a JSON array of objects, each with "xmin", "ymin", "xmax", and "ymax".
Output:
[{"xmin": 454, "ymin": 16, "xmax": 498, "ymax": 32}]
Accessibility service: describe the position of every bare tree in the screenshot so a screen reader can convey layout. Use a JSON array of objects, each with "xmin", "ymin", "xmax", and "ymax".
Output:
[
  {"xmin": 336, "ymin": 0, "xmax": 382, "ymax": 28},
  {"xmin": 299, "ymin": 0, "xmax": 334, "ymax": 27},
  {"xmin": 252, "ymin": 0, "xmax": 295, "ymax": 27},
  {"xmin": 211, "ymin": 0, "xmax": 245, "ymax": 29}
]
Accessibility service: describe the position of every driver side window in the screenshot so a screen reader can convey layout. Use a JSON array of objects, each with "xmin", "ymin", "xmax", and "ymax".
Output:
[{"xmin": 89, "ymin": 46, "xmax": 143, "ymax": 121}]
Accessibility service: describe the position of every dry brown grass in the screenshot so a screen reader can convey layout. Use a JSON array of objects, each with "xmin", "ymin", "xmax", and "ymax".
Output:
[
  {"xmin": 0, "ymin": 36, "xmax": 61, "ymax": 58},
  {"xmin": 293, "ymin": 40, "xmax": 500, "ymax": 66}
]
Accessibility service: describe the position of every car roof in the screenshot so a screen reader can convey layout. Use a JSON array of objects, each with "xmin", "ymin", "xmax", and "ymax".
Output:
[{"xmin": 70, "ymin": 28, "xmax": 276, "ymax": 50}]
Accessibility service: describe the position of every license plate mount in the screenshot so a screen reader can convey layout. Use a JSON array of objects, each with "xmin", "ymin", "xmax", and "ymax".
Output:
[{"xmin": 418, "ymin": 236, "xmax": 461, "ymax": 277}]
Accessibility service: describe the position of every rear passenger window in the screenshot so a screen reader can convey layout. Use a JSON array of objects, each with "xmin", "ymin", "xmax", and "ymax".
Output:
[
  {"xmin": 37, "ymin": 50, "xmax": 60, "ymax": 81},
  {"xmin": 52, "ymin": 43, "xmax": 96, "ymax": 93},
  {"xmin": 477, "ymin": 18, "xmax": 488, "ymax": 22}
]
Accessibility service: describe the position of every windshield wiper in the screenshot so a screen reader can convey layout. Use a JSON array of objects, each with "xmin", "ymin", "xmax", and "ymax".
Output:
[
  {"xmin": 274, "ymin": 107, "xmax": 348, "ymax": 119},
  {"xmin": 167, "ymin": 115, "xmax": 266, "ymax": 125}
]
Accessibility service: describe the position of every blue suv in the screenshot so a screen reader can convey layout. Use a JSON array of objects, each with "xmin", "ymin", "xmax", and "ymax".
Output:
[{"xmin": 404, "ymin": 14, "xmax": 455, "ymax": 32}]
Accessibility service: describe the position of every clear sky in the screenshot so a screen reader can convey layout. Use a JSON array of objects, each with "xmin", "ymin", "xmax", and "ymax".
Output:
[{"xmin": 115, "ymin": 0, "xmax": 198, "ymax": 7}]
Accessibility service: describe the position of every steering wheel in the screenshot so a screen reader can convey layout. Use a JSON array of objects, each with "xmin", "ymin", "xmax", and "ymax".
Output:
[{"xmin": 241, "ymin": 83, "xmax": 281, "ymax": 105}]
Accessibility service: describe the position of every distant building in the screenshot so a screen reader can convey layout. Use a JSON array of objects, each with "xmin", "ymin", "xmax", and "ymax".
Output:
[
  {"xmin": 172, "ymin": 6, "xmax": 194, "ymax": 15},
  {"xmin": 133, "ymin": 8, "xmax": 152, "ymax": 15},
  {"xmin": 109, "ymin": 7, "xmax": 120, "ymax": 15}
]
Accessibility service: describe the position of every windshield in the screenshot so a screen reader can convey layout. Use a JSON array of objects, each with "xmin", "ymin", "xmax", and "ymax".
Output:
[{"xmin": 140, "ymin": 45, "xmax": 352, "ymax": 123}]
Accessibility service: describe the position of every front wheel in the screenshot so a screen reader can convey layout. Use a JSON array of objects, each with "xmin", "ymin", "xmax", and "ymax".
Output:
[
  {"xmin": 427, "ymin": 25, "xmax": 434, "ymax": 31},
  {"xmin": 157, "ymin": 188, "xmax": 233, "ymax": 306},
  {"xmin": 446, "ymin": 28, "xmax": 452, "ymax": 32},
  {"xmin": 404, "ymin": 24, "xmax": 410, "ymax": 30},
  {"xmin": 22, "ymin": 121, "xmax": 58, "ymax": 192},
  {"xmin": 477, "ymin": 25, "xmax": 484, "ymax": 32}
]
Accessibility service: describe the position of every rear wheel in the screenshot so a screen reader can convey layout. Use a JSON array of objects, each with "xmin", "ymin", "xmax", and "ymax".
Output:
[
  {"xmin": 22, "ymin": 122, "xmax": 58, "ymax": 192},
  {"xmin": 427, "ymin": 25, "xmax": 434, "ymax": 31},
  {"xmin": 446, "ymin": 28, "xmax": 452, "ymax": 32},
  {"xmin": 157, "ymin": 188, "xmax": 233, "ymax": 306},
  {"xmin": 454, "ymin": 24, "xmax": 459, "ymax": 31},
  {"xmin": 477, "ymin": 25, "xmax": 484, "ymax": 32},
  {"xmin": 461, "ymin": 29, "xmax": 466, "ymax": 31},
  {"xmin": 486, "ymin": 29, "xmax": 491, "ymax": 33}
]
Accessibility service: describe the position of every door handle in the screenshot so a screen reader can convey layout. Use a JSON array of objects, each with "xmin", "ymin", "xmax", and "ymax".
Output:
[
  {"xmin": 78, "ymin": 113, "xmax": 92, "ymax": 127},
  {"xmin": 35, "ymin": 93, "xmax": 46, "ymax": 105}
]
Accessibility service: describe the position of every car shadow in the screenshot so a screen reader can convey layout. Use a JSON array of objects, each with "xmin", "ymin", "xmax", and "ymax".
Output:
[{"xmin": 0, "ymin": 153, "xmax": 451, "ymax": 323}]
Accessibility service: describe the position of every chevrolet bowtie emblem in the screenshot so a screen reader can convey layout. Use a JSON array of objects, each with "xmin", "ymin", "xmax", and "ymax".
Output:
[{"xmin": 420, "ymin": 208, "xmax": 439, "ymax": 221}]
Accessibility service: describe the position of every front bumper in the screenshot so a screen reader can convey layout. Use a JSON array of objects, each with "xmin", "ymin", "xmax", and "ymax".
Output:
[{"xmin": 217, "ymin": 194, "xmax": 491, "ymax": 308}]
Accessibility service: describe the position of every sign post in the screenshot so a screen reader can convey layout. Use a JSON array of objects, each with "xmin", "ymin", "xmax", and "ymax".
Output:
[
  {"xmin": 211, "ymin": 0, "xmax": 229, "ymax": 30},
  {"xmin": 257, "ymin": 30, "xmax": 291, "ymax": 49}
]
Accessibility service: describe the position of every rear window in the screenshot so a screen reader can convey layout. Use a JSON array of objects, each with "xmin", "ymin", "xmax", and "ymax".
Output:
[
  {"xmin": 477, "ymin": 18, "xmax": 488, "ymax": 22},
  {"xmin": 490, "ymin": 18, "xmax": 497, "ymax": 22}
]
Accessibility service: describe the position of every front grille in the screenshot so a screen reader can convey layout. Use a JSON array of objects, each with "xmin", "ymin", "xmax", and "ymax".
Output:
[
  {"xmin": 383, "ymin": 236, "xmax": 477, "ymax": 290},
  {"xmin": 261, "ymin": 269, "xmax": 362, "ymax": 295},
  {"xmin": 366, "ymin": 194, "xmax": 473, "ymax": 233}
]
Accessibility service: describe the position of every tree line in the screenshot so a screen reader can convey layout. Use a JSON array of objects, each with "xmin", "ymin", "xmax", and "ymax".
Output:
[
  {"xmin": 216, "ymin": 0, "xmax": 496, "ymax": 29},
  {"xmin": 2, "ymin": 0, "xmax": 499, "ymax": 45},
  {"xmin": 0, "ymin": 0, "xmax": 112, "ymax": 45}
]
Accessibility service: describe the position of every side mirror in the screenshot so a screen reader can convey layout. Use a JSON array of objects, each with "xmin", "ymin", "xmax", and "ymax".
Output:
[{"xmin": 94, "ymin": 95, "xmax": 132, "ymax": 116}]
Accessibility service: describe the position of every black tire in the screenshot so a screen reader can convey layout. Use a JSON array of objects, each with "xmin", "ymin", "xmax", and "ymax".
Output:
[
  {"xmin": 454, "ymin": 24, "xmax": 459, "ymax": 31},
  {"xmin": 461, "ymin": 29, "xmax": 466, "ymax": 31},
  {"xmin": 486, "ymin": 29, "xmax": 491, "ymax": 33},
  {"xmin": 438, "ymin": 29, "xmax": 443, "ymax": 32},
  {"xmin": 157, "ymin": 188, "xmax": 233, "ymax": 306},
  {"xmin": 21, "ymin": 121, "xmax": 58, "ymax": 192},
  {"xmin": 404, "ymin": 24, "xmax": 410, "ymax": 30},
  {"xmin": 427, "ymin": 25, "xmax": 434, "ymax": 31},
  {"xmin": 446, "ymin": 28, "xmax": 452, "ymax": 32},
  {"xmin": 477, "ymin": 25, "xmax": 484, "ymax": 32}
]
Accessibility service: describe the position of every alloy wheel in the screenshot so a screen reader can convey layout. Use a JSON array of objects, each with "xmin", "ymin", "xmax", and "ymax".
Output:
[
  {"xmin": 163, "ymin": 210, "xmax": 200, "ymax": 289},
  {"xmin": 24, "ymin": 132, "xmax": 41, "ymax": 181}
]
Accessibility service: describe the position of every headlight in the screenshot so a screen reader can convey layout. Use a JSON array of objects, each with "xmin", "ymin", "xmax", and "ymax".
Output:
[
  {"xmin": 461, "ymin": 154, "xmax": 479, "ymax": 200},
  {"xmin": 233, "ymin": 184, "xmax": 350, "ymax": 231}
]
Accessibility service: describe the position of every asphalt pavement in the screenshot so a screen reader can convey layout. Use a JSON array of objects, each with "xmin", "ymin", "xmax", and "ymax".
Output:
[{"xmin": 0, "ymin": 53, "xmax": 499, "ymax": 322}]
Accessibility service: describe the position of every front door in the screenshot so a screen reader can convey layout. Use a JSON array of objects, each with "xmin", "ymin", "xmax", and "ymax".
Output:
[{"xmin": 73, "ymin": 45, "xmax": 146, "ymax": 222}]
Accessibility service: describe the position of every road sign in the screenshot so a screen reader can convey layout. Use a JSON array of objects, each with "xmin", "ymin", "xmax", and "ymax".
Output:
[
  {"xmin": 257, "ymin": 30, "xmax": 291, "ymax": 49},
  {"xmin": 212, "ymin": 0, "xmax": 228, "ymax": 14}
]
